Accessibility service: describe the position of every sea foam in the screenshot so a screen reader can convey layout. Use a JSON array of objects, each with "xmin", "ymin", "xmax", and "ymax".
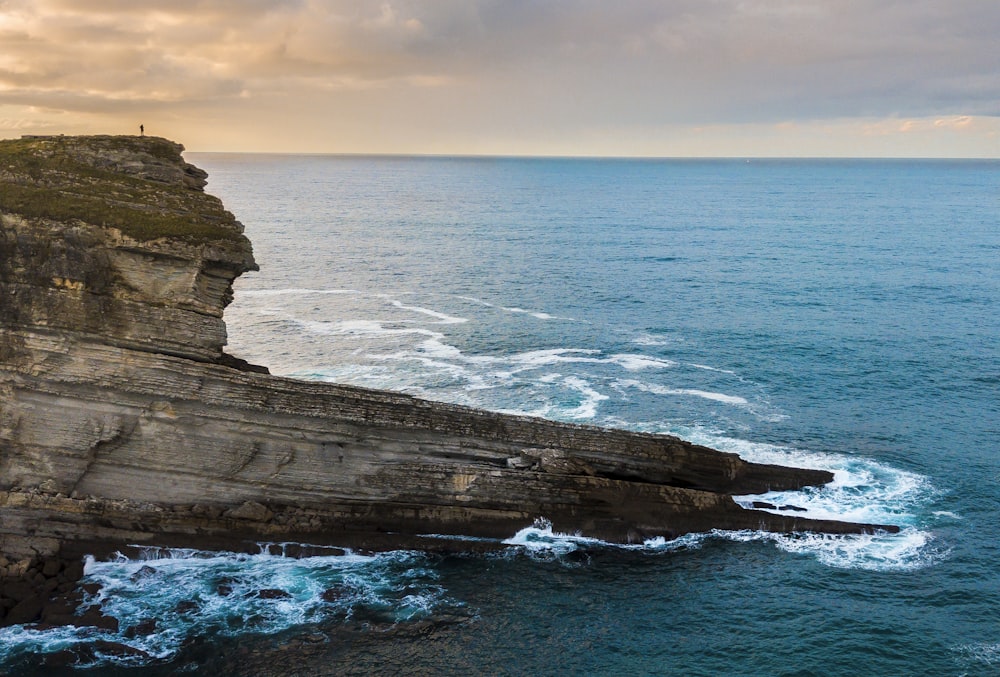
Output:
[{"xmin": 0, "ymin": 546, "xmax": 456, "ymax": 669}]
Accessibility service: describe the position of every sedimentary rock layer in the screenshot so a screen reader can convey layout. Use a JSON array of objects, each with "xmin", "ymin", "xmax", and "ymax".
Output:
[{"xmin": 0, "ymin": 135, "xmax": 897, "ymax": 578}]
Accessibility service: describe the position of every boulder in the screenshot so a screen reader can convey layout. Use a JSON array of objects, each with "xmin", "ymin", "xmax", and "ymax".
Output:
[{"xmin": 4, "ymin": 595, "xmax": 43, "ymax": 625}]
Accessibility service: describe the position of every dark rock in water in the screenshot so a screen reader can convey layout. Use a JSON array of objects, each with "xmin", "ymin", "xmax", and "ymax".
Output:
[
  {"xmin": 4, "ymin": 594, "xmax": 43, "ymax": 625},
  {"xmin": 281, "ymin": 543, "xmax": 346, "ymax": 559},
  {"xmin": 92, "ymin": 639, "xmax": 152, "ymax": 660},
  {"xmin": 40, "ymin": 593, "xmax": 82, "ymax": 624},
  {"xmin": 76, "ymin": 606, "xmax": 120, "ymax": 633},
  {"xmin": 0, "ymin": 134, "xmax": 899, "ymax": 572},
  {"xmin": 258, "ymin": 588, "xmax": 292, "ymax": 600},
  {"xmin": 174, "ymin": 599, "xmax": 199, "ymax": 614},
  {"xmin": 123, "ymin": 617, "xmax": 158, "ymax": 638},
  {"xmin": 43, "ymin": 649, "xmax": 81, "ymax": 668},
  {"xmin": 81, "ymin": 583, "xmax": 102, "ymax": 597},
  {"xmin": 2, "ymin": 580, "xmax": 37, "ymax": 603},
  {"xmin": 752, "ymin": 501, "xmax": 778, "ymax": 510},
  {"xmin": 779, "ymin": 504, "xmax": 809, "ymax": 512},
  {"xmin": 320, "ymin": 587, "xmax": 349, "ymax": 604},
  {"xmin": 129, "ymin": 565, "xmax": 158, "ymax": 582},
  {"xmin": 61, "ymin": 639, "xmax": 151, "ymax": 665},
  {"xmin": 62, "ymin": 559, "xmax": 86, "ymax": 583}
]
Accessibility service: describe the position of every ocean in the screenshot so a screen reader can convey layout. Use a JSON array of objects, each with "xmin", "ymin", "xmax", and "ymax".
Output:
[{"xmin": 2, "ymin": 156, "xmax": 998, "ymax": 675}]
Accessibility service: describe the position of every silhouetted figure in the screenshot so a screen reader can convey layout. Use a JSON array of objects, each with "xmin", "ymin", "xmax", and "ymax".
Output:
[{"xmin": 140, "ymin": 124, "xmax": 144, "ymax": 136}]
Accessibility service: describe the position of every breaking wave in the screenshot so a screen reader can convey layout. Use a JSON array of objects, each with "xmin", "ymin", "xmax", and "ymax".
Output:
[{"xmin": 0, "ymin": 546, "xmax": 459, "ymax": 669}]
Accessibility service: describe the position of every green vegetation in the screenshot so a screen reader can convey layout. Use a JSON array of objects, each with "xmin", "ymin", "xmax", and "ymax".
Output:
[
  {"xmin": 0, "ymin": 183, "xmax": 235, "ymax": 242},
  {"xmin": 0, "ymin": 135, "xmax": 243, "ymax": 244}
]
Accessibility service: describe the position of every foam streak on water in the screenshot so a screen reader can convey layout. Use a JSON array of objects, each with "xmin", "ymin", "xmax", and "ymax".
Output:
[
  {"xmin": 0, "ymin": 546, "xmax": 455, "ymax": 669},
  {"xmin": 668, "ymin": 428, "xmax": 946, "ymax": 570},
  {"xmin": 259, "ymin": 291, "xmax": 786, "ymax": 427},
  {"xmin": 225, "ymin": 286, "xmax": 944, "ymax": 572}
]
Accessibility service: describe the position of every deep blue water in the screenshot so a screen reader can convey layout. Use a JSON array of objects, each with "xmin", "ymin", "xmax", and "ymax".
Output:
[{"xmin": 3, "ymin": 156, "xmax": 998, "ymax": 675}]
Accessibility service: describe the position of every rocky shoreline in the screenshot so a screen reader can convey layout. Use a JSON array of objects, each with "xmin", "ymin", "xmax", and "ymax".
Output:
[{"xmin": 0, "ymin": 135, "xmax": 898, "ymax": 634}]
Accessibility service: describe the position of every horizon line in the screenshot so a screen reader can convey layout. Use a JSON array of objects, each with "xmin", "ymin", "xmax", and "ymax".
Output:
[
  {"xmin": 184, "ymin": 150, "xmax": 1000, "ymax": 162},
  {"xmin": 6, "ymin": 134, "xmax": 996, "ymax": 162}
]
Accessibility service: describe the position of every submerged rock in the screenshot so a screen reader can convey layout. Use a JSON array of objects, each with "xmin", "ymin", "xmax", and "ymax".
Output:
[{"xmin": 0, "ymin": 135, "xmax": 898, "ymax": 593}]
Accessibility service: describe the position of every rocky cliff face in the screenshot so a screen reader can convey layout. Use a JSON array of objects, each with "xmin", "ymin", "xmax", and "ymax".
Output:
[
  {"xmin": 0, "ymin": 135, "xmax": 256, "ymax": 366},
  {"xmin": 0, "ymin": 136, "xmax": 896, "ymax": 587}
]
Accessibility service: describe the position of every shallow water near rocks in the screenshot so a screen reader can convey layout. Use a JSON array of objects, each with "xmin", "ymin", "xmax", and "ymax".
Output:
[{"xmin": 2, "ymin": 156, "xmax": 998, "ymax": 674}]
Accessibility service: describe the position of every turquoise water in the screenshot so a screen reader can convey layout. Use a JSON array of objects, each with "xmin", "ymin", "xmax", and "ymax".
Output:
[{"xmin": 2, "ymin": 157, "xmax": 998, "ymax": 674}]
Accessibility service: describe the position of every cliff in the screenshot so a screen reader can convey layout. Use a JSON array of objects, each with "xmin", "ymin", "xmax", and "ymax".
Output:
[{"xmin": 0, "ymin": 136, "xmax": 896, "ymax": 607}]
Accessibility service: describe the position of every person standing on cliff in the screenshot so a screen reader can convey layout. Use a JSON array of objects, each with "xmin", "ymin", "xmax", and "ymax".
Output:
[{"xmin": 140, "ymin": 124, "xmax": 144, "ymax": 136}]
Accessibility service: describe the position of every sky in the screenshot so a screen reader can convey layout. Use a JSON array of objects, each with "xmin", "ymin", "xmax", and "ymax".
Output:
[{"xmin": 0, "ymin": 0, "xmax": 998, "ymax": 157}]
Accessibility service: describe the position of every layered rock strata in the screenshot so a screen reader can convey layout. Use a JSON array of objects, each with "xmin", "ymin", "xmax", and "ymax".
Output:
[{"xmin": 0, "ymin": 136, "xmax": 897, "ymax": 623}]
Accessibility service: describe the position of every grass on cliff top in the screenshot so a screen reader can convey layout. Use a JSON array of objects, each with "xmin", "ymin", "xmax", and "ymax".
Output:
[
  {"xmin": 0, "ymin": 183, "xmax": 237, "ymax": 243},
  {"xmin": 0, "ymin": 135, "xmax": 243, "ymax": 244}
]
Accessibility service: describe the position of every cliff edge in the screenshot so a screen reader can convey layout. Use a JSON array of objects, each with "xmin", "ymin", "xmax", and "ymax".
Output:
[{"xmin": 0, "ymin": 136, "xmax": 897, "ymax": 622}]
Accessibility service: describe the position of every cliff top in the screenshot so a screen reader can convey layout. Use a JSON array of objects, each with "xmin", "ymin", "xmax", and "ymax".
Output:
[
  {"xmin": 0, "ymin": 134, "xmax": 245, "ymax": 244},
  {"xmin": 1, "ymin": 134, "xmax": 256, "ymax": 362}
]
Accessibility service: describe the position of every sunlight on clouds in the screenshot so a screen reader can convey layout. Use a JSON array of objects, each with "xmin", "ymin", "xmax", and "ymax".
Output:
[
  {"xmin": 405, "ymin": 75, "xmax": 456, "ymax": 88},
  {"xmin": 0, "ymin": 1, "xmax": 996, "ymax": 156},
  {"xmin": 935, "ymin": 115, "xmax": 973, "ymax": 129},
  {"xmin": 362, "ymin": 3, "xmax": 425, "ymax": 35},
  {"xmin": 0, "ymin": 0, "xmax": 449, "ymax": 112},
  {"xmin": 0, "ymin": 117, "xmax": 51, "ymax": 130},
  {"xmin": 863, "ymin": 116, "xmax": 991, "ymax": 137},
  {"xmin": 613, "ymin": 117, "xmax": 1000, "ymax": 158}
]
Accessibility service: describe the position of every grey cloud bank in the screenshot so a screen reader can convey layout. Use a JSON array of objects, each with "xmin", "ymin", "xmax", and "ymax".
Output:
[{"xmin": 0, "ymin": 0, "xmax": 997, "ymax": 155}]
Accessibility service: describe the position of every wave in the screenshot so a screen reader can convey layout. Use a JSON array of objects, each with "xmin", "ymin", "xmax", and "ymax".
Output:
[
  {"xmin": 299, "ymin": 350, "xmax": 687, "ymax": 423},
  {"xmin": 611, "ymin": 378, "xmax": 787, "ymax": 424},
  {"xmin": 501, "ymin": 306, "xmax": 577, "ymax": 321},
  {"xmin": 240, "ymin": 288, "xmax": 359, "ymax": 296},
  {"xmin": 0, "ymin": 546, "xmax": 456, "ymax": 670},
  {"xmin": 236, "ymin": 291, "xmax": 761, "ymax": 424},
  {"xmin": 761, "ymin": 528, "xmax": 941, "ymax": 571},
  {"xmin": 230, "ymin": 292, "xmax": 746, "ymax": 426},
  {"xmin": 295, "ymin": 319, "xmax": 445, "ymax": 340},
  {"xmin": 0, "ymin": 484, "xmax": 944, "ymax": 671},
  {"xmin": 293, "ymin": 347, "xmax": 776, "ymax": 425},
  {"xmin": 388, "ymin": 299, "xmax": 468, "ymax": 325},
  {"xmin": 455, "ymin": 295, "xmax": 495, "ymax": 307},
  {"xmin": 557, "ymin": 375, "xmax": 610, "ymax": 419},
  {"xmin": 688, "ymin": 363, "xmax": 737, "ymax": 375},
  {"xmin": 609, "ymin": 355, "xmax": 678, "ymax": 371},
  {"xmin": 953, "ymin": 642, "xmax": 1000, "ymax": 670},
  {"xmin": 232, "ymin": 289, "xmax": 942, "ymax": 571},
  {"xmin": 502, "ymin": 518, "xmax": 706, "ymax": 559},
  {"xmin": 683, "ymin": 430, "xmax": 945, "ymax": 570},
  {"xmin": 499, "ymin": 512, "xmax": 941, "ymax": 572},
  {"xmin": 453, "ymin": 294, "xmax": 577, "ymax": 321},
  {"xmin": 631, "ymin": 333, "xmax": 678, "ymax": 347},
  {"xmin": 614, "ymin": 379, "xmax": 749, "ymax": 406}
]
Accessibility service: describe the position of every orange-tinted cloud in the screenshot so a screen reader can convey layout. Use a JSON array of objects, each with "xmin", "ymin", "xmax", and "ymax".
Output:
[{"xmin": 0, "ymin": 1, "xmax": 997, "ymax": 155}]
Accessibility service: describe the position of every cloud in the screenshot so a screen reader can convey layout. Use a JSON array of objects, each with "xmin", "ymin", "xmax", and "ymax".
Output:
[
  {"xmin": 0, "ymin": 0, "xmax": 997, "ymax": 154},
  {"xmin": 935, "ymin": 115, "xmax": 973, "ymax": 129},
  {"xmin": 0, "ymin": 116, "xmax": 56, "ymax": 130},
  {"xmin": 0, "ymin": 1, "xmax": 481, "ymax": 103}
]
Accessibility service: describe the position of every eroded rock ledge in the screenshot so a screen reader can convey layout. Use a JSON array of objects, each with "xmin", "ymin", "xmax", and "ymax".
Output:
[{"xmin": 0, "ymin": 135, "xmax": 897, "ymax": 625}]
